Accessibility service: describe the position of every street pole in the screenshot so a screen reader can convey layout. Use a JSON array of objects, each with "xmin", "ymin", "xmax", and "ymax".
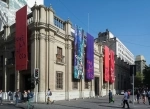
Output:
[{"xmin": 132, "ymin": 67, "xmax": 134, "ymax": 108}]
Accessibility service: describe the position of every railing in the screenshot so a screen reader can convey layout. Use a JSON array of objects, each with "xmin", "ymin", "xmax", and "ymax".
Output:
[
  {"xmin": 54, "ymin": 15, "xmax": 65, "ymax": 30},
  {"xmin": 7, "ymin": 58, "xmax": 15, "ymax": 65},
  {"xmin": 56, "ymin": 54, "xmax": 65, "ymax": 64},
  {"xmin": 27, "ymin": 13, "xmax": 33, "ymax": 24}
]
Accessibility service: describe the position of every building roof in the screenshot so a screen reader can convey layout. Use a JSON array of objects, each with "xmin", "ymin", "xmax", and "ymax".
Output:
[{"xmin": 135, "ymin": 55, "xmax": 146, "ymax": 61}]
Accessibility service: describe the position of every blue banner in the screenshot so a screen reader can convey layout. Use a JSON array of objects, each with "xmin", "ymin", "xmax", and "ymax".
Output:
[
  {"xmin": 74, "ymin": 26, "xmax": 84, "ymax": 79},
  {"xmin": 86, "ymin": 33, "xmax": 94, "ymax": 80}
]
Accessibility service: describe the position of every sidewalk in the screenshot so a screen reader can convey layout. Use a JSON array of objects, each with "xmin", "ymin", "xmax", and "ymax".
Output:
[{"xmin": 2, "ymin": 95, "xmax": 150, "ymax": 109}]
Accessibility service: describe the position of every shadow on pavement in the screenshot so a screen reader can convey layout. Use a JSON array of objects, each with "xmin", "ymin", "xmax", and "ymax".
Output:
[
  {"xmin": 54, "ymin": 104, "xmax": 90, "ymax": 109},
  {"xmin": 99, "ymin": 104, "xmax": 122, "ymax": 108},
  {"xmin": 1, "ymin": 103, "xmax": 25, "ymax": 109},
  {"xmin": 84, "ymin": 101, "xmax": 109, "ymax": 104}
]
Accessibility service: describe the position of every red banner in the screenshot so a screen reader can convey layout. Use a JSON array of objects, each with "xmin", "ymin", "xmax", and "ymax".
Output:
[
  {"xmin": 109, "ymin": 50, "xmax": 115, "ymax": 83},
  {"xmin": 15, "ymin": 5, "xmax": 28, "ymax": 71},
  {"xmin": 104, "ymin": 46, "xmax": 109, "ymax": 82}
]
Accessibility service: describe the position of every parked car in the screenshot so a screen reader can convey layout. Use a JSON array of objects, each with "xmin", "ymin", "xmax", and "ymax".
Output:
[{"xmin": 121, "ymin": 90, "xmax": 124, "ymax": 95}]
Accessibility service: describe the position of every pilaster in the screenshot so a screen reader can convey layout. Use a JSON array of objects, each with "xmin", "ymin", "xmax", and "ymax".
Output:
[
  {"xmin": 48, "ymin": 31, "xmax": 55, "ymax": 91},
  {"xmin": 48, "ymin": 5, "xmax": 55, "ymax": 25},
  {"xmin": 39, "ymin": 5, "xmax": 46, "ymax": 23},
  {"xmin": 64, "ymin": 19, "xmax": 73, "ymax": 100},
  {"xmin": 38, "ymin": 28, "xmax": 46, "ymax": 102}
]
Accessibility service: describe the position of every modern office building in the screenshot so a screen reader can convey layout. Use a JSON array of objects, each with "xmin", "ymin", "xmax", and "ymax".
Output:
[
  {"xmin": 135, "ymin": 55, "xmax": 146, "ymax": 74},
  {"xmin": 95, "ymin": 29, "xmax": 134, "ymax": 93}
]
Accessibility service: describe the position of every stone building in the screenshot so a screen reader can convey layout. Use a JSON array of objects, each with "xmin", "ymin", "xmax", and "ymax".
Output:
[
  {"xmin": 135, "ymin": 55, "xmax": 146, "ymax": 74},
  {"xmin": 0, "ymin": 4, "xmax": 113, "ymax": 102},
  {"xmin": 95, "ymin": 29, "xmax": 133, "ymax": 94}
]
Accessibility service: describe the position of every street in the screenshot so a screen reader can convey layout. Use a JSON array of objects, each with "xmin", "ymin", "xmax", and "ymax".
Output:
[{"xmin": 0, "ymin": 95, "xmax": 150, "ymax": 109}]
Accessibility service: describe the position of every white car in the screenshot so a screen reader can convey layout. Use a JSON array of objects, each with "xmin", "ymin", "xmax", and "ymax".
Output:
[{"xmin": 121, "ymin": 90, "xmax": 124, "ymax": 95}]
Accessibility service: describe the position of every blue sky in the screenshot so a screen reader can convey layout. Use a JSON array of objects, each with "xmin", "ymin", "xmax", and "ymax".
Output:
[{"xmin": 45, "ymin": 0, "xmax": 150, "ymax": 65}]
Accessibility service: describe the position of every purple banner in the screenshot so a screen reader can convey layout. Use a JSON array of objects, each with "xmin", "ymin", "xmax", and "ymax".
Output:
[{"xmin": 86, "ymin": 33, "xmax": 94, "ymax": 80}]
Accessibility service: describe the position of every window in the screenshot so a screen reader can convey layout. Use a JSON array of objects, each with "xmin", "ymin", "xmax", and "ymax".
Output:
[
  {"xmin": 85, "ymin": 79, "xmax": 89, "ymax": 89},
  {"xmin": 11, "ymin": 51, "xmax": 15, "ymax": 58},
  {"xmin": 57, "ymin": 47, "xmax": 62, "ymax": 55},
  {"xmin": 56, "ymin": 71, "xmax": 63, "ymax": 89},
  {"xmin": 56, "ymin": 47, "xmax": 64, "ymax": 63},
  {"xmin": 72, "ymin": 79, "xmax": 78, "ymax": 89}
]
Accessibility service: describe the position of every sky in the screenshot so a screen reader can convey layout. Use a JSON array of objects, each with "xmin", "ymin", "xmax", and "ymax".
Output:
[{"xmin": 44, "ymin": 0, "xmax": 150, "ymax": 65}]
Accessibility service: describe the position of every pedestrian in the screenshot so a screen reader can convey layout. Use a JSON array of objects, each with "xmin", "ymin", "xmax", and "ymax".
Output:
[
  {"xmin": 142, "ymin": 90, "xmax": 146, "ymax": 104},
  {"xmin": 122, "ymin": 90, "xmax": 130, "ymax": 109},
  {"xmin": 0, "ymin": 90, "xmax": 3, "ymax": 105},
  {"xmin": 46, "ymin": 89, "xmax": 54, "ymax": 104},
  {"xmin": 27, "ymin": 90, "xmax": 34, "ymax": 109},
  {"xmin": 23, "ymin": 90, "xmax": 27, "ymax": 103},
  {"xmin": 147, "ymin": 89, "xmax": 150, "ymax": 105},
  {"xmin": 137, "ymin": 90, "xmax": 140, "ymax": 104},
  {"xmin": 8, "ymin": 90, "xmax": 12, "ymax": 101},
  {"xmin": 14, "ymin": 89, "xmax": 19, "ymax": 106},
  {"xmin": 108, "ymin": 90, "xmax": 114, "ymax": 103}
]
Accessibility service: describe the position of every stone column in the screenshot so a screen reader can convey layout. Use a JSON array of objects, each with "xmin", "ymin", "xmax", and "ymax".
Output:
[
  {"xmin": 15, "ymin": 71, "xmax": 20, "ymax": 90},
  {"xmin": 48, "ymin": 5, "xmax": 54, "ymax": 25},
  {"xmin": 64, "ymin": 20, "xmax": 73, "ymax": 100},
  {"xmin": 98, "ymin": 44, "xmax": 103, "ymax": 96},
  {"xmin": 39, "ymin": 5, "xmax": 46, "ymax": 23},
  {"xmin": 38, "ymin": 29, "xmax": 46, "ymax": 102},
  {"xmin": 30, "ymin": 31, "xmax": 37, "ymax": 93},
  {"xmin": 3, "ymin": 26, "xmax": 10, "ymax": 92},
  {"xmin": 48, "ymin": 31, "xmax": 55, "ymax": 90}
]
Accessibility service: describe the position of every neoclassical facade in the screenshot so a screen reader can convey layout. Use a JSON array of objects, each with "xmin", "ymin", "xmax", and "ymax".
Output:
[{"xmin": 0, "ymin": 4, "xmax": 115, "ymax": 102}]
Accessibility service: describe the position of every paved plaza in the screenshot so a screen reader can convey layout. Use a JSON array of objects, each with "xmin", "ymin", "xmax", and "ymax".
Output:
[{"xmin": 0, "ymin": 95, "xmax": 150, "ymax": 109}]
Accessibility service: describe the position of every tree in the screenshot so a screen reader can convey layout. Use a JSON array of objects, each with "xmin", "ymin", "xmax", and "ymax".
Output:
[
  {"xmin": 143, "ymin": 66, "xmax": 150, "ymax": 88},
  {"xmin": 134, "ymin": 72, "xmax": 144, "ymax": 87}
]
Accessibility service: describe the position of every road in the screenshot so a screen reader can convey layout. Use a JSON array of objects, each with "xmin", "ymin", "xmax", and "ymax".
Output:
[{"xmin": 0, "ymin": 95, "xmax": 150, "ymax": 109}]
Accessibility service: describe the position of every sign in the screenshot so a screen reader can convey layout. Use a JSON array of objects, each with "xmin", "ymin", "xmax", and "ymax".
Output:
[
  {"xmin": 85, "ymin": 33, "xmax": 94, "ymax": 80},
  {"xmin": 109, "ymin": 50, "xmax": 115, "ymax": 83},
  {"xmin": 104, "ymin": 46, "xmax": 109, "ymax": 82},
  {"xmin": 73, "ymin": 25, "xmax": 84, "ymax": 79},
  {"xmin": 15, "ymin": 5, "xmax": 28, "ymax": 71}
]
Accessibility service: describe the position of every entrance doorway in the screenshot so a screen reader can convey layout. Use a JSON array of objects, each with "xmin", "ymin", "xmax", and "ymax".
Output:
[
  {"xmin": 21, "ymin": 74, "xmax": 31, "ymax": 92},
  {"xmin": 95, "ymin": 77, "xmax": 99, "ymax": 96}
]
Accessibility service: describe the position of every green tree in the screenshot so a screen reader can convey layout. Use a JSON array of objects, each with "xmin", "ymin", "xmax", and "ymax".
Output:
[
  {"xmin": 143, "ymin": 66, "xmax": 150, "ymax": 87},
  {"xmin": 134, "ymin": 72, "xmax": 144, "ymax": 87}
]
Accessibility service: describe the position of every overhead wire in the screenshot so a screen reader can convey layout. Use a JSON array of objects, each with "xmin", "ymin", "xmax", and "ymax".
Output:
[{"xmin": 58, "ymin": 0, "xmax": 150, "ymax": 47}]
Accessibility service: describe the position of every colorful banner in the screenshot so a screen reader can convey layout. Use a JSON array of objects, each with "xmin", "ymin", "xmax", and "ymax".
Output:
[
  {"xmin": 104, "ymin": 46, "xmax": 109, "ymax": 82},
  {"xmin": 85, "ymin": 33, "xmax": 94, "ymax": 80},
  {"xmin": 15, "ymin": 5, "xmax": 28, "ymax": 71},
  {"xmin": 74, "ymin": 26, "xmax": 84, "ymax": 79},
  {"xmin": 109, "ymin": 50, "xmax": 115, "ymax": 83}
]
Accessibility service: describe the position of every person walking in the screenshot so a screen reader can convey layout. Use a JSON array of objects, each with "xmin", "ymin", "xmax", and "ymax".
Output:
[
  {"xmin": 142, "ymin": 90, "xmax": 146, "ymax": 104},
  {"xmin": 0, "ymin": 90, "xmax": 3, "ymax": 105},
  {"xmin": 47, "ymin": 89, "xmax": 54, "ymax": 104},
  {"xmin": 109, "ymin": 90, "xmax": 114, "ymax": 103},
  {"xmin": 147, "ymin": 89, "xmax": 150, "ymax": 105},
  {"xmin": 15, "ymin": 89, "xmax": 19, "ymax": 106},
  {"xmin": 137, "ymin": 90, "xmax": 140, "ymax": 104},
  {"xmin": 122, "ymin": 90, "xmax": 130, "ymax": 109},
  {"xmin": 27, "ymin": 90, "xmax": 34, "ymax": 109},
  {"xmin": 23, "ymin": 90, "xmax": 27, "ymax": 103}
]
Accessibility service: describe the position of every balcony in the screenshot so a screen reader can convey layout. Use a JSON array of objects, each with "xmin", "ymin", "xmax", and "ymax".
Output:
[
  {"xmin": 7, "ymin": 58, "xmax": 15, "ymax": 65},
  {"xmin": 56, "ymin": 54, "xmax": 65, "ymax": 65}
]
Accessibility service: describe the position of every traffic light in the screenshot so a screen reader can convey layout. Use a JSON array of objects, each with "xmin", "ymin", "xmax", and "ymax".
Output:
[
  {"xmin": 34, "ymin": 68, "xmax": 39, "ymax": 79},
  {"xmin": 130, "ymin": 65, "xmax": 136, "ymax": 76},
  {"xmin": 31, "ymin": 82, "xmax": 35, "ymax": 89},
  {"xmin": 36, "ymin": 78, "xmax": 40, "ymax": 84}
]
